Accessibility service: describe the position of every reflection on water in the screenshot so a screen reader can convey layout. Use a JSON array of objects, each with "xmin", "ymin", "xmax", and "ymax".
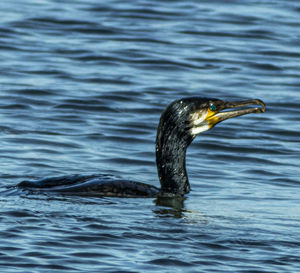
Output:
[{"xmin": 154, "ymin": 196, "xmax": 186, "ymax": 218}]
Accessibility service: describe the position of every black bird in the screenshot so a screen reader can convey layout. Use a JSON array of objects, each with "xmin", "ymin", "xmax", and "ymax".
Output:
[{"xmin": 17, "ymin": 97, "xmax": 265, "ymax": 197}]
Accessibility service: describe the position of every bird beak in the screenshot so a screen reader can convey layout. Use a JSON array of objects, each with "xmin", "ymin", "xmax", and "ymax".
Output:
[{"xmin": 206, "ymin": 99, "xmax": 266, "ymax": 128}]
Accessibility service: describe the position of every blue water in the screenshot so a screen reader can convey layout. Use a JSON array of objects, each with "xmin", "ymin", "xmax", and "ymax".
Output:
[{"xmin": 0, "ymin": 0, "xmax": 300, "ymax": 272}]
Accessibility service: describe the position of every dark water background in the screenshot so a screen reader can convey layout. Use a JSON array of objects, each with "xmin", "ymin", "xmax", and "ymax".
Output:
[{"xmin": 0, "ymin": 0, "xmax": 300, "ymax": 272}]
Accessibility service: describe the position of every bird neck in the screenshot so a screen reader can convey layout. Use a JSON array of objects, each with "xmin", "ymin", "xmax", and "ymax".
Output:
[{"xmin": 155, "ymin": 113, "xmax": 193, "ymax": 196}]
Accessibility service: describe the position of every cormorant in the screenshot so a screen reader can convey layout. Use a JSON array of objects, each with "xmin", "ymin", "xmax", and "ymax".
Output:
[{"xmin": 17, "ymin": 97, "xmax": 265, "ymax": 197}]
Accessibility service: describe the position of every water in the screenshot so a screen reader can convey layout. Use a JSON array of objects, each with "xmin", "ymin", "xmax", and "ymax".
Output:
[{"xmin": 0, "ymin": 0, "xmax": 300, "ymax": 272}]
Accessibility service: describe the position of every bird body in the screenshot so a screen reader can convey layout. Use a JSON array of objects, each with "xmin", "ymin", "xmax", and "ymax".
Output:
[
  {"xmin": 17, "ymin": 97, "xmax": 265, "ymax": 197},
  {"xmin": 18, "ymin": 174, "xmax": 159, "ymax": 197}
]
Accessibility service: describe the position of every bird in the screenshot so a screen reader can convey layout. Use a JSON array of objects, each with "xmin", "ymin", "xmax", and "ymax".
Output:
[{"xmin": 17, "ymin": 97, "xmax": 265, "ymax": 198}]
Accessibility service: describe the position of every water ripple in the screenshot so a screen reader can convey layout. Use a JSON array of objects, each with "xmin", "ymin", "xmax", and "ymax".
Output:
[{"xmin": 0, "ymin": 0, "xmax": 299, "ymax": 272}]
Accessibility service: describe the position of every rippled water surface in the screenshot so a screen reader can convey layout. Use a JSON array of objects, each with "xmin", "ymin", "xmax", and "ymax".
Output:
[{"xmin": 0, "ymin": 0, "xmax": 300, "ymax": 272}]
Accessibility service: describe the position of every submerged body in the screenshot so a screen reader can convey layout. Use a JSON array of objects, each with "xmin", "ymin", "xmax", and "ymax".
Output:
[
  {"xmin": 18, "ymin": 174, "xmax": 159, "ymax": 197},
  {"xmin": 17, "ymin": 97, "xmax": 265, "ymax": 197}
]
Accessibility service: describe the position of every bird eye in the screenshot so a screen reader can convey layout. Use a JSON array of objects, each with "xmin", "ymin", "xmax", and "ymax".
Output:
[{"xmin": 209, "ymin": 103, "xmax": 217, "ymax": 111}]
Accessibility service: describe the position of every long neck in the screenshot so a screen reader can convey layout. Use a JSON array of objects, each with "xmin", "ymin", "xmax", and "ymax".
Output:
[{"xmin": 155, "ymin": 111, "xmax": 193, "ymax": 195}]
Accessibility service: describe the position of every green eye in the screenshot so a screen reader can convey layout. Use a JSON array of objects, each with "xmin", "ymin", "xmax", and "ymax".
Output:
[{"xmin": 209, "ymin": 103, "xmax": 217, "ymax": 111}]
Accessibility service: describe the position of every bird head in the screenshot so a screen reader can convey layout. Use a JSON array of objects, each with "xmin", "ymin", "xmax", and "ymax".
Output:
[{"xmin": 186, "ymin": 97, "xmax": 265, "ymax": 136}]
